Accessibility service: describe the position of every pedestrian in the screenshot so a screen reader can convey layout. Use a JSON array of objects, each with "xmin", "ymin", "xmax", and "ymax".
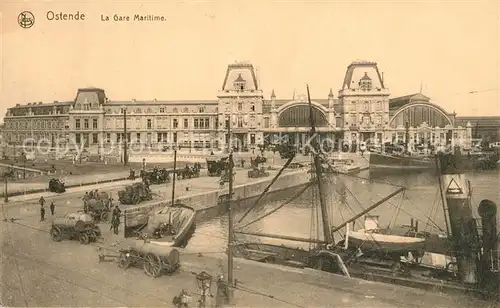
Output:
[
  {"xmin": 40, "ymin": 206, "xmax": 45, "ymax": 222},
  {"xmin": 50, "ymin": 202, "xmax": 55, "ymax": 215},
  {"xmin": 39, "ymin": 196, "xmax": 45, "ymax": 207},
  {"xmin": 111, "ymin": 205, "xmax": 122, "ymax": 235}
]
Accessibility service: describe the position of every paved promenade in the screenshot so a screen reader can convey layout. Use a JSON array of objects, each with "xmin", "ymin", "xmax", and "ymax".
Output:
[{"xmin": 1, "ymin": 197, "xmax": 491, "ymax": 307}]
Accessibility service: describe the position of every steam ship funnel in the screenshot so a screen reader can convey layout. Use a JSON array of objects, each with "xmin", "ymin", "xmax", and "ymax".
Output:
[
  {"xmin": 478, "ymin": 199, "xmax": 498, "ymax": 281},
  {"xmin": 437, "ymin": 153, "xmax": 480, "ymax": 284}
]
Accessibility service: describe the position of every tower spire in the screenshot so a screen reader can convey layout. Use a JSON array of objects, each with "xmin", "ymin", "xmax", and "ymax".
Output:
[
  {"xmin": 420, "ymin": 80, "xmax": 423, "ymax": 94},
  {"xmin": 271, "ymin": 89, "xmax": 276, "ymax": 99}
]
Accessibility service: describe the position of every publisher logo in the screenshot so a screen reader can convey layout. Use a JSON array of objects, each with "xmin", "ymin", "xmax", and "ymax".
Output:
[{"xmin": 18, "ymin": 11, "xmax": 35, "ymax": 28}]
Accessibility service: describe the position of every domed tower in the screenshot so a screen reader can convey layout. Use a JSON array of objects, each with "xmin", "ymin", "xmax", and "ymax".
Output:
[
  {"xmin": 217, "ymin": 62, "xmax": 264, "ymax": 150},
  {"xmin": 338, "ymin": 61, "xmax": 390, "ymax": 145}
]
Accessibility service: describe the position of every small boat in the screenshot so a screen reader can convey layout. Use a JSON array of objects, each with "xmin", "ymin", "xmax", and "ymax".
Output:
[
  {"xmin": 331, "ymin": 158, "xmax": 360, "ymax": 174},
  {"xmin": 146, "ymin": 203, "xmax": 196, "ymax": 247},
  {"xmin": 369, "ymin": 151, "xmax": 435, "ymax": 171},
  {"xmin": 346, "ymin": 229, "xmax": 426, "ymax": 254}
]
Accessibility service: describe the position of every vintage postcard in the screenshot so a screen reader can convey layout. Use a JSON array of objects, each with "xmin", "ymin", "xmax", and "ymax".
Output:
[{"xmin": 0, "ymin": 1, "xmax": 499, "ymax": 307}]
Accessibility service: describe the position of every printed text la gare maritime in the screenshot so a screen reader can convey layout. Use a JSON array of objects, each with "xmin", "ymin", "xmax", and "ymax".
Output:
[{"xmin": 101, "ymin": 14, "xmax": 166, "ymax": 22}]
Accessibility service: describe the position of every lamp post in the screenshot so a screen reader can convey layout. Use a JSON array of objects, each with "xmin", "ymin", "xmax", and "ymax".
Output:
[
  {"xmin": 196, "ymin": 271, "xmax": 213, "ymax": 308},
  {"xmin": 22, "ymin": 151, "xmax": 26, "ymax": 179},
  {"xmin": 3, "ymin": 167, "xmax": 13, "ymax": 203}
]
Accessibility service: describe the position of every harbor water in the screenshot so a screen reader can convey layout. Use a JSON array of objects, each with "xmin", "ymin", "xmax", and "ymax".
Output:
[{"xmin": 188, "ymin": 169, "xmax": 500, "ymax": 253}]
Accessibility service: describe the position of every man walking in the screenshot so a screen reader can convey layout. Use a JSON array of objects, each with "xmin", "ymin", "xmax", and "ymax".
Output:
[
  {"xmin": 111, "ymin": 205, "xmax": 122, "ymax": 235},
  {"xmin": 50, "ymin": 202, "xmax": 55, "ymax": 215},
  {"xmin": 39, "ymin": 196, "xmax": 45, "ymax": 207},
  {"xmin": 40, "ymin": 206, "xmax": 45, "ymax": 222}
]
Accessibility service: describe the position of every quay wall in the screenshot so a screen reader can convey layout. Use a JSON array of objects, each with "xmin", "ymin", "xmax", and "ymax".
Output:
[{"xmin": 123, "ymin": 170, "xmax": 310, "ymax": 228}]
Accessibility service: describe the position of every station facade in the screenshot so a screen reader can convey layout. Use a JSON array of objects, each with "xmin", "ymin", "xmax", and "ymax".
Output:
[{"xmin": 2, "ymin": 61, "xmax": 472, "ymax": 152}]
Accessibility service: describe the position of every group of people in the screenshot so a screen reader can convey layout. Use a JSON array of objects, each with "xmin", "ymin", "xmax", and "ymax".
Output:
[{"xmin": 38, "ymin": 196, "xmax": 55, "ymax": 221}]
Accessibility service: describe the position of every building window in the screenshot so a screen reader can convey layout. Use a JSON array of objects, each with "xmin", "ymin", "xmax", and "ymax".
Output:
[
  {"xmin": 84, "ymin": 119, "xmax": 89, "ymax": 129},
  {"xmin": 250, "ymin": 103, "xmax": 255, "ymax": 112},
  {"xmin": 147, "ymin": 119, "xmax": 152, "ymax": 129},
  {"xmin": 237, "ymin": 116, "xmax": 243, "ymax": 128},
  {"xmin": 92, "ymin": 133, "xmax": 98, "ymax": 144},
  {"xmin": 75, "ymin": 119, "xmax": 80, "ymax": 129},
  {"xmin": 173, "ymin": 119, "xmax": 178, "ymax": 128},
  {"xmin": 194, "ymin": 118, "xmax": 210, "ymax": 129},
  {"xmin": 198, "ymin": 106, "xmax": 205, "ymax": 113},
  {"xmin": 136, "ymin": 133, "xmax": 141, "ymax": 142},
  {"xmin": 250, "ymin": 134, "xmax": 256, "ymax": 144},
  {"xmin": 93, "ymin": 118, "xmax": 98, "ymax": 129},
  {"xmin": 117, "ymin": 133, "xmax": 121, "ymax": 143},
  {"xmin": 184, "ymin": 119, "xmax": 188, "ymax": 129},
  {"xmin": 160, "ymin": 107, "xmax": 165, "ymax": 113},
  {"xmin": 157, "ymin": 133, "xmax": 162, "ymax": 142},
  {"xmin": 75, "ymin": 133, "xmax": 81, "ymax": 144},
  {"xmin": 106, "ymin": 133, "xmax": 110, "ymax": 143},
  {"xmin": 238, "ymin": 103, "xmax": 243, "ymax": 111}
]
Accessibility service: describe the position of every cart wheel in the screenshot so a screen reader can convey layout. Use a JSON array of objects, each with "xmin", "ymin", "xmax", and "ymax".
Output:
[
  {"xmin": 118, "ymin": 251, "xmax": 133, "ymax": 269},
  {"xmin": 79, "ymin": 232, "xmax": 90, "ymax": 245},
  {"xmin": 50, "ymin": 227, "xmax": 62, "ymax": 242},
  {"xmin": 100, "ymin": 211, "xmax": 109, "ymax": 222},
  {"xmin": 143, "ymin": 253, "xmax": 162, "ymax": 278}
]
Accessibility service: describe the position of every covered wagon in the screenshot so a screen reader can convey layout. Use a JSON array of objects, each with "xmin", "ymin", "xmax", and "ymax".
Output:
[
  {"xmin": 118, "ymin": 241, "xmax": 181, "ymax": 277},
  {"xmin": 50, "ymin": 212, "xmax": 101, "ymax": 244}
]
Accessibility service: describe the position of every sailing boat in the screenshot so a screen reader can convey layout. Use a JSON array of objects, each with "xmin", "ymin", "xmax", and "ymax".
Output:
[
  {"xmin": 232, "ymin": 85, "xmax": 411, "ymax": 274},
  {"xmin": 145, "ymin": 148, "xmax": 196, "ymax": 247}
]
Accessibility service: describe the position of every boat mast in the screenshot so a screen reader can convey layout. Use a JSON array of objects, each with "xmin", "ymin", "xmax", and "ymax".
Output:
[
  {"xmin": 306, "ymin": 85, "xmax": 333, "ymax": 245},
  {"xmin": 227, "ymin": 91, "xmax": 236, "ymax": 300},
  {"xmin": 404, "ymin": 121, "xmax": 410, "ymax": 154}
]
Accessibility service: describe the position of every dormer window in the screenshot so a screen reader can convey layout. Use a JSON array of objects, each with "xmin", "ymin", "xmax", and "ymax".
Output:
[
  {"xmin": 233, "ymin": 74, "xmax": 246, "ymax": 91},
  {"xmin": 359, "ymin": 72, "xmax": 372, "ymax": 91}
]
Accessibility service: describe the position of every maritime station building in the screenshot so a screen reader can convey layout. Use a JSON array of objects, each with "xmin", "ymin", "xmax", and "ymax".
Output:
[{"xmin": 2, "ymin": 61, "xmax": 473, "ymax": 153}]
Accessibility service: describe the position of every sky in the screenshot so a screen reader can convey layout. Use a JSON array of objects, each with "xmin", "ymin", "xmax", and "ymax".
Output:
[{"xmin": 0, "ymin": 0, "xmax": 499, "ymax": 122}]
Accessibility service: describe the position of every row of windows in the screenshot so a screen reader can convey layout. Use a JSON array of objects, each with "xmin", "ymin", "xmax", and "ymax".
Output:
[
  {"xmin": 5, "ymin": 120, "xmax": 67, "ymax": 130},
  {"xmin": 75, "ymin": 118, "xmax": 99, "ymax": 130},
  {"xmin": 104, "ymin": 106, "xmax": 210, "ymax": 115}
]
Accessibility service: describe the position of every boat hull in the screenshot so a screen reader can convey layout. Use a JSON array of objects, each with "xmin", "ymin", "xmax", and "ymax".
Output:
[
  {"xmin": 369, "ymin": 152, "xmax": 435, "ymax": 171},
  {"xmin": 147, "ymin": 204, "xmax": 196, "ymax": 247},
  {"xmin": 369, "ymin": 152, "xmax": 499, "ymax": 172},
  {"xmin": 347, "ymin": 231, "xmax": 426, "ymax": 254}
]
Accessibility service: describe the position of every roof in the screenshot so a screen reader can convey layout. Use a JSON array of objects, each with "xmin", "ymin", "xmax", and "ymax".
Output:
[
  {"xmin": 105, "ymin": 100, "xmax": 218, "ymax": 106},
  {"xmin": 9, "ymin": 101, "xmax": 73, "ymax": 109},
  {"xmin": 234, "ymin": 74, "xmax": 246, "ymax": 82},
  {"xmin": 389, "ymin": 93, "xmax": 430, "ymax": 110},
  {"xmin": 262, "ymin": 98, "xmax": 334, "ymax": 113},
  {"xmin": 360, "ymin": 72, "xmax": 371, "ymax": 80},
  {"xmin": 455, "ymin": 116, "xmax": 500, "ymax": 127}
]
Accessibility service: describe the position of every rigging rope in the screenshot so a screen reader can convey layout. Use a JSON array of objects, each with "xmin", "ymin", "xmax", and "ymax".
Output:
[
  {"xmin": 389, "ymin": 190, "xmax": 406, "ymax": 229},
  {"xmin": 237, "ymin": 154, "xmax": 296, "ymax": 224},
  {"xmin": 236, "ymin": 181, "xmax": 316, "ymax": 230}
]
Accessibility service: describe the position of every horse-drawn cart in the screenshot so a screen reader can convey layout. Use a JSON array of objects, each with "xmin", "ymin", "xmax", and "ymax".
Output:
[
  {"xmin": 50, "ymin": 213, "xmax": 102, "ymax": 245},
  {"xmin": 48, "ymin": 178, "xmax": 66, "ymax": 193},
  {"xmin": 85, "ymin": 191, "xmax": 112, "ymax": 222},
  {"xmin": 117, "ymin": 242, "xmax": 181, "ymax": 277},
  {"xmin": 206, "ymin": 156, "xmax": 229, "ymax": 176}
]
